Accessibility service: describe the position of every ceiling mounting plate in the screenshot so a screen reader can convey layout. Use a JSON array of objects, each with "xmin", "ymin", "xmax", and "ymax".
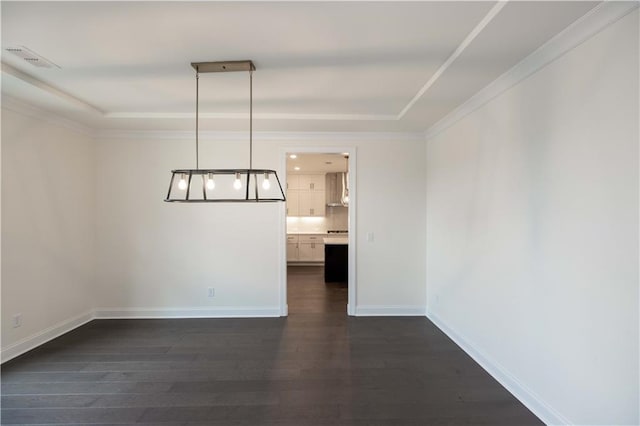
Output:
[{"xmin": 191, "ymin": 60, "xmax": 255, "ymax": 73}]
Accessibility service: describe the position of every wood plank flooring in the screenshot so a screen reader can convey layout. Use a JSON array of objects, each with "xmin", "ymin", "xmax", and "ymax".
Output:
[{"xmin": 1, "ymin": 266, "xmax": 543, "ymax": 425}]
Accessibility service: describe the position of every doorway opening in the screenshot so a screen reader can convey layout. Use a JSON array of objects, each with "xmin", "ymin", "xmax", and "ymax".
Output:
[{"xmin": 280, "ymin": 149, "xmax": 356, "ymax": 316}]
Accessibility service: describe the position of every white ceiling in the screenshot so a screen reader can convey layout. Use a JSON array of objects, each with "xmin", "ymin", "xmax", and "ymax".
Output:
[
  {"xmin": 1, "ymin": 1, "xmax": 598, "ymax": 133},
  {"xmin": 287, "ymin": 153, "xmax": 349, "ymax": 173}
]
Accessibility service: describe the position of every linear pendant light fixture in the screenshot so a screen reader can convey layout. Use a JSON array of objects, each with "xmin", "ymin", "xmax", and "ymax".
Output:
[{"xmin": 165, "ymin": 60, "xmax": 286, "ymax": 203}]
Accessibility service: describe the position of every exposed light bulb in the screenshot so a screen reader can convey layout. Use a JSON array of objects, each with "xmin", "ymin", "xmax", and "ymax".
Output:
[
  {"xmin": 294, "ymin": 166, "xmax": 300, "ymax": 171},
  {"xmin": 233, "ymin": 173, "xmax": 242, "ymax": 190},
  {"xmin": 289, "ymin": 154, "xmax": 297, "ymax": 159},
  {"xmin": 262, "ymin": 173, "xmax": 271, "ymax": 190},
  {"xmin": 206, "ymin": 173, "xmax": 215, "ymax": 190},
  {"xmin": 178, "ymin": 174, "xmax": 188, "ymax": 190}
]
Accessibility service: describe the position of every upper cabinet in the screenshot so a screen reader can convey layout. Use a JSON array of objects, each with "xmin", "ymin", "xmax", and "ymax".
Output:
[
  {"xmin": 287, "ymin": 173, "xmax": 326, "ymax": 217},
  {"xmin": 298, "ymin": 191, "xmax": 325, "ymax": 217},
  {"xmin": 299, "ymin": 174, "xmax": 325, "ymax": 192},
  {"xmin": 287, "ymin": 175, "xmax": 300, "ymax": 191},
  {"xmin": 286, "ymin": 190, "xmax": 300, "ymax": 216}
]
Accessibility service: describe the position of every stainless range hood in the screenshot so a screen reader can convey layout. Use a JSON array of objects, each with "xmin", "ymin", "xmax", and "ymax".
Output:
[{"xmin": 326, "ymin": 172, "xmax": 349, "ymax": 207}]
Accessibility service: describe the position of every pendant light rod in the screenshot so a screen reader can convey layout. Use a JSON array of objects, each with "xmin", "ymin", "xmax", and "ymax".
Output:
[
  {"xmin": 195, "ymin": 68, "xmax": 200, "ymax": 169},
  {"xmin": 249, "ymin": 68, "xmax": 253, "ymax": 170},
  {"xmin": 250, "ymin": 69, "xmax": 259, "ymax": 200}
]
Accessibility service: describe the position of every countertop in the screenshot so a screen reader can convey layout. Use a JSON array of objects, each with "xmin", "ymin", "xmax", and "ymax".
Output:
[
  {"xmin": 323, "ymin": 237, "xmax": 348, "ymax": 245},
  {"xmin": 287, "ymin": 231, "xmax": 328, "ymax": 235}
]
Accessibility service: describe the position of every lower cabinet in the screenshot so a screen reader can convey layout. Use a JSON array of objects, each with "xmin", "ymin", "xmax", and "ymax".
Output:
[
  {"xmin": 287, "ymin": 234, "xmax": 325, "ymax": 263},
  {"xmin": 298, "ymin": 242, "xmax": 323, "ymax": 261},
  {"xmin": 287, "ymin": 242, "xmax": 299, "ymax": 261}
]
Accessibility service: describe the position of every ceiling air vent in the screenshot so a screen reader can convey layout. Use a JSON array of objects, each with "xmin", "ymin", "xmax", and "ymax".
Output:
[{"xmin": 4, "ymin": 46, "xmax": 59, "ymax": 69}]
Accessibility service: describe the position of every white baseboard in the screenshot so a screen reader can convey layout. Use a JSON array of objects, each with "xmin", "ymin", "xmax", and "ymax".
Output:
[
  {"xmin": 1, "ymin": 310, "xmax": 94, "ymax": 363},
  {"xmin": 93, "ymin": 306, "xmax": 282, "ymax": 319},
  {"xmin": 426, "ymin": 310, "xmax": 570, "ymax": 426},
  {"xmin": 355, "ymin": 305, "xmax": 425, "ymax": 316},
  {"xmin": 1, "ymin": 306, "xmax": 284, "ymax": 364}
]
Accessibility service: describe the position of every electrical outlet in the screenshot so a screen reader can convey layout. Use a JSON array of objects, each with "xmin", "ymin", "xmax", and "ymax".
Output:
[
  {"xmin": 12, "ymin": 314, "xmax": 22, "ymax": 328},
  {"xmin": 207, "ymin": 287, "xmax": 215, "ymax": 298}
]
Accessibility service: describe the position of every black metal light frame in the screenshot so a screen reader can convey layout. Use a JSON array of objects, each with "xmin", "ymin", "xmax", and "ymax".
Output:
[
  {"xmin": 165, "ymin": 60, "xmax": 286, "ymax": 203},
  {"xmin": 166, "ymin": 169, "xmax": 285, "ymax": 203}
]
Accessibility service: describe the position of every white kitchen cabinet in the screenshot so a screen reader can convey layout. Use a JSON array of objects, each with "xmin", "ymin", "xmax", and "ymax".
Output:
[
  {"xmin": 286, "ymin": 175, "xmax": 301, "ymax": 190},
  {"xmin": 286, "ymin": 234, "xmax": 299, "ymax": 262},
  {"xmin": 297, "ymin": 242, "xmax": 324, "ymax": 261},
  {"xmin": 286, "ymin": 190, "xmax": 300, "ymax": 216},
  {"xmin": 287, "ymin": 242, "xmax": 299, "ymax": 261},
  {"xmin": 298, "ymin": 235, "xmax": 325, "ymax": 262},
  {"xmin": 286, "ymin": 174, "xmax": 325, "ymax": 217},
  {"xmin": 287, "ymin": 234, "xmax": 325, "ymax": 263},
  {"xmin": 297, "ymin": 242, "xmax": 314, "ymax": 261},
  {"xmin": 311, "ymin": 192, "xmax": 325, "ymax": 216},
  {"xmin": 299, "ymin": 174, "xmax": 325, "ymax": 191},
  {"xmin": 298, "ymin": 191, "xmax": 325, "ymax": 216}
]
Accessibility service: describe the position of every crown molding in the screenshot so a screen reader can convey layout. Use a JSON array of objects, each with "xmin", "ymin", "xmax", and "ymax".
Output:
[
  {"xmin": 398, "ymin": 1, "xmax": 507, "ymax": 119},
  {"xmin": 1, "ymin": 62, "xmax": 104, "ymax": 115},
  {"xmin": 1, "ymin": 94, "xmax": 94, "ymax": 136},
  {"xmin": 105, "ymin": 112, "xmax": 397, "ymax": 121},
  {"xmin": 2, "ymin": 62, "xmax": 399, "ymax": 123},
  {"xmin": 424, "ymin": 1, "xmax": 639, "ymax": 141},
  {"xmin": 94, "ymin": 129, "xmax": 424, "ymax": 142}
]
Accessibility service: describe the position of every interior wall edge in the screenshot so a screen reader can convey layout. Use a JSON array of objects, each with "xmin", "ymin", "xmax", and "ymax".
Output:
[{"xmin": 426, "ymin": 310, "xmax": 568, "ymax": 426}]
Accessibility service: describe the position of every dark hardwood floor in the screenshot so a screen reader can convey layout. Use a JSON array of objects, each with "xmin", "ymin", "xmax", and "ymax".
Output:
[{"xmin": 1, "ymin": 266, "xmax": 542, "ymax": 425}]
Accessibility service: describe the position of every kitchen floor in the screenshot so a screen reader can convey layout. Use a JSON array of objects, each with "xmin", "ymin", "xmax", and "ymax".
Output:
[
  {"xmin": 287, "ymin": 265, "xmax": 347, "ymax": 314},
  {"xmin": 1, "ymin": 271, "xmax": 542, "ymax": 425}
]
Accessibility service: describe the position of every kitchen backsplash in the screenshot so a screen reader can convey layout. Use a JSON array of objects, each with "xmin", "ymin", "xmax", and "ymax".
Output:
[
  {"xmin": 327, "ymin": 205, "xmax": 348, "ymax": 230},
  {"xmin": 286, "ymin": 206, "xmax": 348, "ymax": 233}
]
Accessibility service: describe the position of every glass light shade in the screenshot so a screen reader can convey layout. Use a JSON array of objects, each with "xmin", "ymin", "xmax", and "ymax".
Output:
[
  {"xmin": 206, "ymin": 173, "xmax": 215, "ymax": 190},
  {"xmin": 233, "ymin": 173, "xmax": 242, "ymax": 190},
  {"xmin": 178, "ymin": 174, "xmax": 188, "ymax": 190}
]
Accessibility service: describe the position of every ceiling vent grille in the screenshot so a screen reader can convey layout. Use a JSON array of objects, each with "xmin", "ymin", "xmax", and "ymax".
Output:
[{"xmin": 4, "ymin": 46, "xmax": 59, "ymax": 68}]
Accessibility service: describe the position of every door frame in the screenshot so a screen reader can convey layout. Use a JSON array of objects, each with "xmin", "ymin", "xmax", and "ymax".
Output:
[{"xmin": 279, "ymin": 146, "xmax": 357, "ymax": 316}]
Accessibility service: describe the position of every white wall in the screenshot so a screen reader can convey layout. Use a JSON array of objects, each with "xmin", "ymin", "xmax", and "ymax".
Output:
[
  {"xmin": 1, "ymin": 105, "xmax": 95, "ymax": 360},
  {"xmin": 426, "ymin": 11, "xmax": 638, "ymax": 426},
  {"xmin": 94, "ymin": 135, "xmax": 426, "ymax": 315}
]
